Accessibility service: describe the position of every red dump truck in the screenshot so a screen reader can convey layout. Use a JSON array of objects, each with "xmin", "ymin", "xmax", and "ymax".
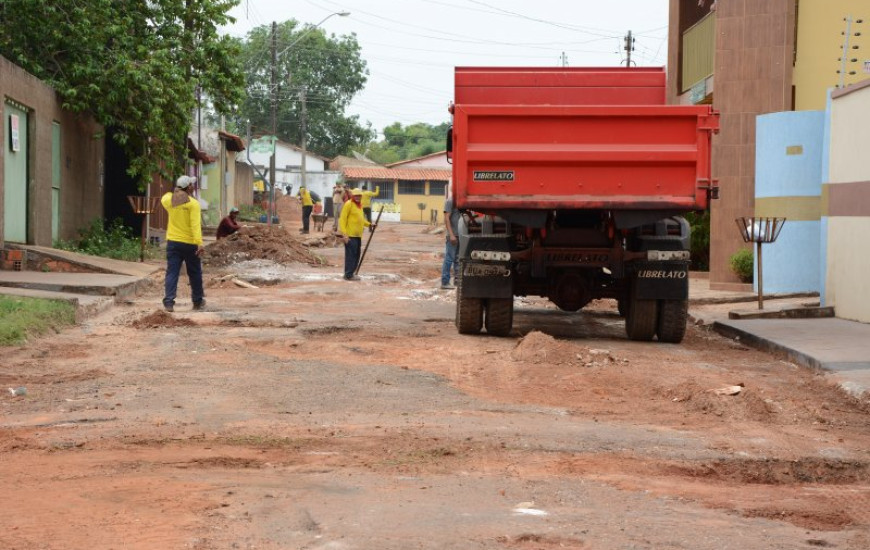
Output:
[{"xmin": 447, "ymin": 67, "xmax": 719, "ymax": 342}]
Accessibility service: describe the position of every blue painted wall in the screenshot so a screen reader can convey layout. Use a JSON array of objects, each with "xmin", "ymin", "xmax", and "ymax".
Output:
[{"xmin": 754, "ymin": 111, "xmax": 825, "ymax": 294}]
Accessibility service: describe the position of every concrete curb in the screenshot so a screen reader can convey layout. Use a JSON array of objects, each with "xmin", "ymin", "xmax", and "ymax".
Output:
[{"xmin": 712, "ymin": 320, "xmax": 822, "ymax": 371}]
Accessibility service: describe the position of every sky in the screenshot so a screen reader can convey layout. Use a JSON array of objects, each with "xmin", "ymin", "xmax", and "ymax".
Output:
[{"xmin": 221, "ymin": 0, "xmax": 670, "ymax": 138}]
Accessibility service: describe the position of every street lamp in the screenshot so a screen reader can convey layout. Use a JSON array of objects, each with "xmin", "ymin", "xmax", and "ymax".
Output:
[
  {"xmin": 280, "ymin": 11, "xmax": 350, "ymax": 200},
  {"xmin": 266, "ymin": 11, "xmax": 350, "ymax": 225},
  {"xmin": 278, "ymin": 11, "xmax": 350, "ymax": 56}
]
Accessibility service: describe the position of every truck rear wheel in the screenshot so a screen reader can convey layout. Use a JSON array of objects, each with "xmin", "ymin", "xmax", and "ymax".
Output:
[
  {"xmin": 656, "ymin": 299, "xmax": 688, "ymax": 343},
  {"xmin": 625, "ymin": 297, "xmax": 658, "ymax": 341},
  {"xmin": 484, "ymin": 298, "xmax": 513, "ymax": 336},
  {"xmin": 456, "ymin": 272, "xmax": 483, "ymax": 334}
]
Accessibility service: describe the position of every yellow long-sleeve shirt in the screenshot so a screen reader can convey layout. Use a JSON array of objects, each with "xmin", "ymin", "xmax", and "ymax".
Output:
[
  {"xmin": 361, "ymin": 186, "xmax": 379, "ymax": 208},
  {"xmin": 161, "ymin": 191, "xmax": 203, "ymax": 245},
  {"xmin": 298, "ymin": 188, "xmax": 313, "ymax": 207},
  {"xmin": 339, "ymin": 200, "xmax": 370, "ymax": 238}
]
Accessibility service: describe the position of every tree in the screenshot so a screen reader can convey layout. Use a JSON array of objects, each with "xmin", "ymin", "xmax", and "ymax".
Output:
[
  {"xmin": 0, "ymin": 0, "xmax": 246, "ymax": 186},
  {"xmin": 235, "ymin": 20, "xmax": 374, "ymax": 159},
  {"xmin": 364, "ymin": 122, "xmax": 450, "ymax": 164}
]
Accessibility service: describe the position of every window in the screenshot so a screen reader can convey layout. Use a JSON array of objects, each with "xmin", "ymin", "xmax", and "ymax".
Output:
[
  {"xmin": 398, "ymin": 180, "xmax": 425, "ymax": 195},
  {"xmin": 373, "ymin": 182, "xmax": 394, "ymax": 202},
  {"xmin": 428, "ymin": 181, "xmax": 447, "ymax": 196}
]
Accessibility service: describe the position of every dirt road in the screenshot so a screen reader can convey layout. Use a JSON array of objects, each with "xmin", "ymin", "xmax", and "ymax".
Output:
[{"xmin": 2, "ymin": 201, "xmax": 869, "ymax": 549}]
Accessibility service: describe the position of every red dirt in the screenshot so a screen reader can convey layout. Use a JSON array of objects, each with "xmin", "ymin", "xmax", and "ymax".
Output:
[{"xmin": 1, "ymin": 213, "xmax": 869, "ymax": 549}]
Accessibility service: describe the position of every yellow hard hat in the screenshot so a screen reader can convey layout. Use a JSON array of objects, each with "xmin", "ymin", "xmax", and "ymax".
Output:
[{"xmin": 351, "ymin": 188, "xmax": 363, "ymax": 196}]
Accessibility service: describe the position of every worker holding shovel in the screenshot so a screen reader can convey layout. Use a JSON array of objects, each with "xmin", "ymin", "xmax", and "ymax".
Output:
[{"xmin": 338, "ymin": 188, "xmax": 375, "ymax": 281}]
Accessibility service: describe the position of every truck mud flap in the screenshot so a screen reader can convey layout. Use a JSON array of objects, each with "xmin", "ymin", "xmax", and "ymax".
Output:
[
  {"xmin": 459, "ymin": 261, "xmax": 513, "ymax": 299},
  {"xmin": 632, "ymin": 261, "xmax": 689, "ymax": 301}
]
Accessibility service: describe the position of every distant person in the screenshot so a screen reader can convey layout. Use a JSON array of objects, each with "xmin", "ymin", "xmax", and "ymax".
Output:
[
  {"xmin": 161, "ymin": 175, "xmax": 205, "ymax": 312},
  {"xmin": 338, "ymin": 188, "xmax": 375, "ymax": 281},
  {"xmin": 360, "ymin": 183, "xmax": 379, "ymax": 225},
  {"xmin": 331, "ymin": 183, "xmax": 345, "ymax": 231},
  {"xmin": 441, "ymin": 190, "xmax": 460, "ymax": 290},
  {"xmin": 216, "ymin": 207, "xmax": 241, "ymax": 240},
  {"xmin": 297, "ymin": 185, "xmax": 313, "ymax": 234}
]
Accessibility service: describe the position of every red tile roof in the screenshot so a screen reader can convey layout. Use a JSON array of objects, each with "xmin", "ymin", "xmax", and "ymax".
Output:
[
  {"xmin": 218, "ymin": 130, "xmax": 246, "ymax": 152},
  {"xmin": 385, "ymin": 150, "xmax": 448, "ymax": 167},
  {"xmin": 342, "ymin": 166, "xmax": 451, "ymax": 181}
]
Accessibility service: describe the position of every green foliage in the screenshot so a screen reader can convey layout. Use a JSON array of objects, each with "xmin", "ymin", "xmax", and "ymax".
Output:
[
  {"xmin": 729, "ymin": 248, "xmax": 754, "ymax": 283},
  {"xmin": 238, "ymin": 203, "xmax": 266, "ymax": 222},
  {"xmin": 56, "ymin": 218, "xmax": 158, "ymax": 261},
  {"xmin": 364, "ymin": 122, "xmax": 450, "ymax": 164},
  {"xmin": 0, "ymin": 0, "xmax": 246, "ymax": 187},
  {"xmin": 0, "ymin": 296, "xmax": 76, "ymax": 346},
  {"xmin": 684, "ymin": 211, "xmax": 710, "ymax": 271},
  {"xmin": 235, "ymin": 20, "xmax": 374, "ymax": 158}
]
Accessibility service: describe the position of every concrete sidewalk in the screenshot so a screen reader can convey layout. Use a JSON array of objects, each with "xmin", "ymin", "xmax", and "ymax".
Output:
[
  {"xmin": 686, "ymin": 279, "xmax": 869, "ymax": 398},
  {"xmin": 0, "ymin": 246, "xmax": 160, "ymax": 320},
  {"xmin": 712, "ymin": 317, "xmax": 870, "ymax": 397}
]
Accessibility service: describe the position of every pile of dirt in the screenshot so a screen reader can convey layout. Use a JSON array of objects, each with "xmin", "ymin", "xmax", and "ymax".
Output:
[
  {"xmin": 274, "ymin": 193, "xmax": 302, "ymax": 223},
  {"xmin": 511, "ymin": 330, "xmax": 625, "ymax": 366},
  {"xmin": 130, "ymin": 311, "xmax": 197, "ymax": 329},
  {"xmin": 665, "ymin": 381, "xmax": 777, "ymax": 422},
  {"xmin": 202, "ymin": 224, "xmax": 321, "ymax": 267}
]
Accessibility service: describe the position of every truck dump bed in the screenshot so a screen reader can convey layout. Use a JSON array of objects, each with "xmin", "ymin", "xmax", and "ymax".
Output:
[{"xmin": 451, "ymin": 67, "xmax": 718, "ymax": 212}]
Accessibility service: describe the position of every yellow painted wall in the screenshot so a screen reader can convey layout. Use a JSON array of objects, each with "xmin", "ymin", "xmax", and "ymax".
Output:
[
  {"xmin": 393, "ymin": 181, "xmax": 447, "ymax": 223},
  {"xmin": 199, "ymin": 162, "xmax": 221, "ymax": 226},
  {"xmin": 793, "ymin": 0, "xmax": 869, "ymax": 110}
]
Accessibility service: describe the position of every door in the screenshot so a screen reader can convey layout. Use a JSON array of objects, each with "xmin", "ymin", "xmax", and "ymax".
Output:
[
  {"xmin": 52, "ymin": 122, "xmax": 61, "ymax": 242},
  {"xmin": 3, "ymin": 101, "xmax": 29, "ymax": 243}
]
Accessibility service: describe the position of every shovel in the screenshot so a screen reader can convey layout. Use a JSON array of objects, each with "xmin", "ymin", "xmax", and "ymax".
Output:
[{"xmin": 355, "ymin": 205, "xmax": 385, "ymax": 276}]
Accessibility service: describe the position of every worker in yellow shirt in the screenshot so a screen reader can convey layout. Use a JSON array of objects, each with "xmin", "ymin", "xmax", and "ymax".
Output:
[
  {"xmin": 338, "ymin": 189, "xmax": 375, "ymax": 280},
  {"xmin": 297, "ymin": 185, "xmax": 313, "ymax": 234},
  {"xmin": 360, "ymin": 183, "xmax": 379, "ymax": 224},
  {"xmin": 161, "ymin": 175, "xmax": 205, "ymax": 312}
]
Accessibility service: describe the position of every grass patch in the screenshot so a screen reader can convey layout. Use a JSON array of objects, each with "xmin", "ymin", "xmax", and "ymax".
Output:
[{"xmin": 0, "ymin": 296, "xmax": 76, "ymax": 346}]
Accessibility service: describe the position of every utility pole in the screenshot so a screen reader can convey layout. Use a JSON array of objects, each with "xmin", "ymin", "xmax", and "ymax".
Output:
[
  {"xmin": 560, "ymin": 51, "xmax": 569, "ymax": 67},
  {"xmin": 268, "ymin": 21, "xmax": 277, "ymax": 226},
  {"xmin": 300, "ymin": 87, "xmax": 307, "ymax": 191},
  {"xmin": 624, "ymin": 30, "xmax": 635, "ymax": 67}
]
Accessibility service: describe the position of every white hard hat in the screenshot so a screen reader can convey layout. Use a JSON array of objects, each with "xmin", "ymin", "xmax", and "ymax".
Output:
[{"xmin": 176, "ymin": 175, "xmax": 197, "ymax": 188}]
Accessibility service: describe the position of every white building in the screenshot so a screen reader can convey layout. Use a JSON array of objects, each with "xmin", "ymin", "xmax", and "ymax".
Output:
[{"xmin": 246, "ymin": 140, "xmax": 340, "ymax": 203}]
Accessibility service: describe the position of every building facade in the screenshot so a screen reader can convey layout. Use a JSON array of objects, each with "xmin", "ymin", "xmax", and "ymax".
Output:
[
  {"xmin": 667, "ymin": 0, "xmax": 867, "ymax": 287},
  {"xmin": 825, "ymin": 80, "xmax": 870, "ymax": 322},
  {"xmin": 0, "ymin": 55, "xmax": 104, "ymax": 248}
]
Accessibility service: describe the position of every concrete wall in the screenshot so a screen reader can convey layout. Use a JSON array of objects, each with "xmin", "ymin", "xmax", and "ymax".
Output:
[
  {"xmin": 0, "ymin": 54, "xmax": 104, "ymax": 247},
  {"xmin": 793, "ymin": 0, "xmax": 869, "ymax": 111},
  {"xmin": 825, "ymin": 80, "xmax": 870, "ymax": 322},
  {"xmin": 754, "ymin": 110, "xmax": 824, "ymax": 293}
]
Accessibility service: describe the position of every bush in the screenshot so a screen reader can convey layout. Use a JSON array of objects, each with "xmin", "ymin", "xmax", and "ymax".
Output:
[
  {"xmin": 729, "ymin": 248, "xmax": 754, "ymax": 283},
  {"xmin": 55, "ymin": 218, "xmax": 158, "ymax": 261},
  {"xmin": 238, "ymin": 203, "xmax": 266, "ymax": 222},
  {"xmin": 684, "ymin": 211, "xmax": 710, "ymax": 271}
]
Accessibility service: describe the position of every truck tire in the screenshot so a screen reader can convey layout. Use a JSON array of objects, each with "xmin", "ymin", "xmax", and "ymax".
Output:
[
  {"xmin": 656, "ymin": 299, "xmax": 688, "ymax": 343},
  {"xmin": 456, "ymin": 272, "xmax": 483, "ymax": 334},
  {"xmin": 625, "ymin": 297, "xmax": 657, "ymax": 341},
  {"xmin": 484, "ymin": 298, "xmax": 513, "ymax": 336}
]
